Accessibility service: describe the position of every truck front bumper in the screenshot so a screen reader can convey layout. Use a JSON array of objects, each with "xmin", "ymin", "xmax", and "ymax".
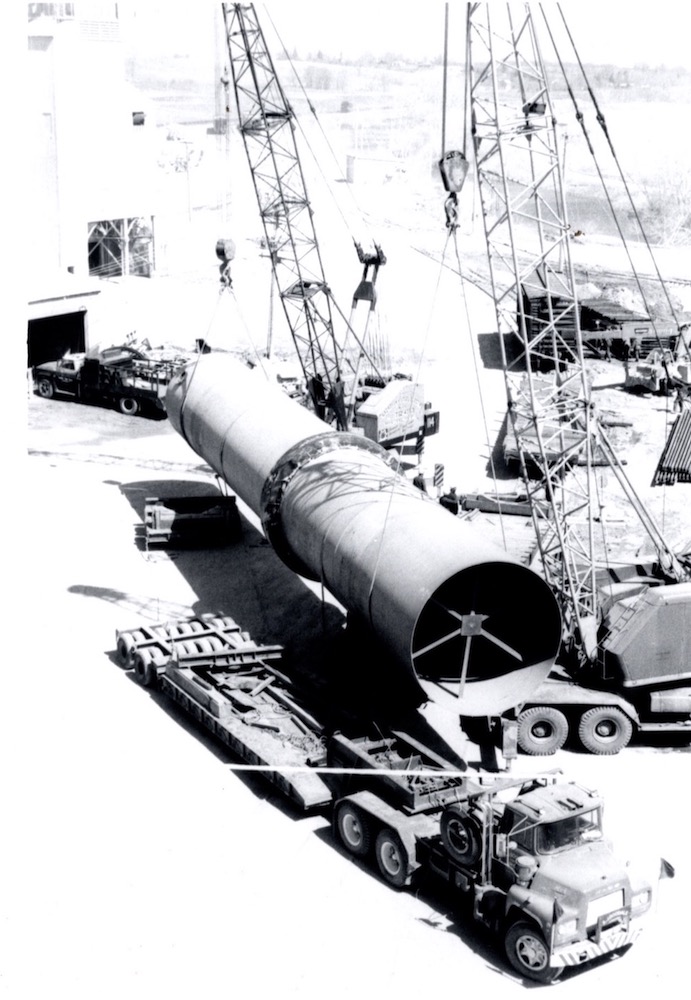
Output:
[{"xmin": 552, "ymin": 921, "xmax": 644, "ymax": 968}]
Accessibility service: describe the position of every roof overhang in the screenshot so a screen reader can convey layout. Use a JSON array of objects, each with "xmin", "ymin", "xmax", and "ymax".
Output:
[{"xmin": 28, "ymin": 272, "xmax": 102, "ymax": 321}]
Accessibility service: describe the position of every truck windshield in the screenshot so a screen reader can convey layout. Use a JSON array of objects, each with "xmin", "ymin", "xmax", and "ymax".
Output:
[{"xmin": 536, "ymin": 809, "xmax": 602, "ymax": 854}]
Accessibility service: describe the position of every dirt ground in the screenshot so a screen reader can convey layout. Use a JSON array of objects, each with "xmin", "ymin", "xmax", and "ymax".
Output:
[{"xmin": 8, "ymin": 347, "xmax": 689, "ymax": 999}]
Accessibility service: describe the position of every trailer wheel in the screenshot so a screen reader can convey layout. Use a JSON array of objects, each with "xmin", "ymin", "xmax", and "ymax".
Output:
[
  {"xmin": 440, "ymin": 805, "xmax": 482, "ymax": 865},
  {"xmin": 36, "ymin": 378, "xmax": 55, "ymax": 399},
  {"xmin": 116, "ymin": 634, "xmax": 137, "ymax": 665},
  {"xmin": 335, "ymin": 802, "xmax": 370, "ymax": 857},
  {"xmin": 132, "ymin": 649, "xmax": 157, "ymax": 688},
  {"xmin": 578, "ymin": 706, "xmax": 633, "ymax": 755},
  {"xmin": 517, "ymin": 707, "xmax": 569, "ymax": 755},
  {"xmin": 375, "ymin": 828, "xmax": 409, "ymax": 888},
  {"xmin": 119, "ymin": 396, "xmax": 140, "ymax": 416},
  {"xmin": 505, "ymin": 921, "xmax": 562, "ymax": 983}
]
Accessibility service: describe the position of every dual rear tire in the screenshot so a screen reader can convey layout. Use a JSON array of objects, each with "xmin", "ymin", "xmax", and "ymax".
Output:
[
  {"xmin": 335, "ymin": 802, "xmax": 410, "ymax": 888},
  {"xmin": 517, "ymin": 705, "xmax": 633, "ymax": 755}
]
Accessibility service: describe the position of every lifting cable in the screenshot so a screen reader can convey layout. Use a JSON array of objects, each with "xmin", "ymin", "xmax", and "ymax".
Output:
[
  {"xmin": 365, "ymin": 229, "xmax": 454, "ymax": 611},
  {"xmin": 261, "ymin": 10, "xmax": 392, "ymax": 396},
  {"xmin": 441, "ymin": 4, "xmax": 507, "ymax": 551},
  {"xmin": 541, "ymin": 5, "xmax": 684, "ymax": 360},
  {"xmin": 263, "ymin": 7, "xmax": 368, "ymax": 242},
  {"xmin": 557, "ymin": 1, "xmax": 686, "ymax": 346},
  {"xmin": 441, "ymin": 3, "xmax": 450, "ymax": 158},
  {"xmin": 367, "ymin": 1, "xmax": 512, "ymax": 600},
  {"xmin": 452, "ymin": 235, "xmax": 510, "ymax": 553},
  {"xmin": 541, "ymin": 4, "xmax": 682, "ymax": 542}
]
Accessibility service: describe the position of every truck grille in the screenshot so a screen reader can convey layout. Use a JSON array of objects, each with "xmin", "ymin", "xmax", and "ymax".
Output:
[{"xmin": 586, "ymin": 890, "xmax": 625, "ymax": 928}]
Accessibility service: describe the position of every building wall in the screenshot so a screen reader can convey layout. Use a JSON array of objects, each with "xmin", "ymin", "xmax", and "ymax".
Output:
[{"xmin": 27, "ymin": 5, "xmax": 159, "ymax": 279}]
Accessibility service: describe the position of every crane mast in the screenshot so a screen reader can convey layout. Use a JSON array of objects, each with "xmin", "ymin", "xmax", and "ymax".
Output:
[
  {"xmin": 464, "ymin": 3, "xmax": 686, "ymax": 665},
  {"xmin": 466, "ymin": 3, "xmax": 600, "ymax": 659},
  {"xmin": 221, "ymin": 3, "xmax": 377, "ymax": 430}
]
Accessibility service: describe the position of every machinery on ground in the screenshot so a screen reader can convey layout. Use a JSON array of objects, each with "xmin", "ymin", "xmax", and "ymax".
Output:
[
  {"xmin": 116, "ymin": 612, "xmax": 660, "ymax": 984},
  {"xmin": 141, "ymin": 494, "xmax": 241, "ymax": 548},
  {"xmin": 32, "ymin": 344, "xmax": 179, "ymax": 416},
  {"xmin": 624, "ymin": 343, "xmax": 691, "ymax": 396},
  {"xmin": 458, "ymin": 4, "xmax": 691, "ymax": 754}
]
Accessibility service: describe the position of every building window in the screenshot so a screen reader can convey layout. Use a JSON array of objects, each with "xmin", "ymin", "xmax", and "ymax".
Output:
[{"xmin": 87, "ymin": 217, "xmax": 154, "ymax": 278}]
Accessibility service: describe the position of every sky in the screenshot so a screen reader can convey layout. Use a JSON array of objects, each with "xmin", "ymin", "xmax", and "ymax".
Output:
[{"xmin": 118, "ymin": 1, "xmax": 691, "ymax": 70}]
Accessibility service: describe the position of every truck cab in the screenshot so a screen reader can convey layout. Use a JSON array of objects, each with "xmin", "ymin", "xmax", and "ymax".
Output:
[
  {"xmin": 34, "ymin": 352, "xmax": 86, "ymax": 397},
  {"xmin": 453, "ymin": 780, "xmax": 653, "ymax": 981},
  {"xmin": 330, "ymin": 740, "xmax": 657, "ymax": 983}
]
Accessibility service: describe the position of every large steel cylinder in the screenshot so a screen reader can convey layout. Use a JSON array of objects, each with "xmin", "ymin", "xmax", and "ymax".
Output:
[{"xmin": 166, "ymin": 355, "xmax": 561, "ymax": 716}]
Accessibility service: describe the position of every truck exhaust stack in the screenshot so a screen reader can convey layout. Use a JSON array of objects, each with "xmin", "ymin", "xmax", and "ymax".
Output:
[{"xmin": 166, "ymin": 355, "xmax": 561, "ymax": 716}]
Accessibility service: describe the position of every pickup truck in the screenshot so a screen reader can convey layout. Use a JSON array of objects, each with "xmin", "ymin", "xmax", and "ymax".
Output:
[{"xmin": 33, "ymin": 345, "xmax": 180, "ymax": 416}]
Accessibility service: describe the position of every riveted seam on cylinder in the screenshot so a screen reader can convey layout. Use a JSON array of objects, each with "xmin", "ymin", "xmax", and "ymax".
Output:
[{"xmin": 260, "ymin": 431, "xmax": 397, "ymax": 578}]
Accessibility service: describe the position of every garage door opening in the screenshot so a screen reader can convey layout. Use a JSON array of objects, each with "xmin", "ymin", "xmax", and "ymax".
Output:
[{"xmin": 28, "ymin": 311, "xmax": 85, "ymax": 367}]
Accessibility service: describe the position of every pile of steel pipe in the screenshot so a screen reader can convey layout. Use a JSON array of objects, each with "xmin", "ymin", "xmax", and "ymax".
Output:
[{"xmin": 653, "ymin": 411, "xmax": 691, "ymax": 485}]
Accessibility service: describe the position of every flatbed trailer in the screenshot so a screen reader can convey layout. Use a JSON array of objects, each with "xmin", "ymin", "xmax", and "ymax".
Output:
[
  {"xmin": 115, "ymin": 613, "xmax": 330, "ymax": 810},
  {"xmin": 115, "ymin": 613, "xmax": 663, "ymax": 982}
]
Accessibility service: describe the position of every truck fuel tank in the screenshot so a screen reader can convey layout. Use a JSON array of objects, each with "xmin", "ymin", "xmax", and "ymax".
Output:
[{"xmin": 166, "ymin": 355, "xmax": 562, "ymax": 717}]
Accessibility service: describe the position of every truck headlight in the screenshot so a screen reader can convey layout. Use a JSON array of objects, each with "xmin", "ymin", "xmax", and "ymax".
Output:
[
  {"xmin": 555, "ymin": 918, "xmax": 579, "ymax": 940},
  {"xmin": 631, "ymin": 889, "xmax": 651, "ymax": 912}
]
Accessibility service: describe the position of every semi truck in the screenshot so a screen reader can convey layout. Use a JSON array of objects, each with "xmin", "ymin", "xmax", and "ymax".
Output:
[
  {"xmin": 115, "ymin": 612, "xmax": 663, "ymax": 983},
  {"xmin": 32, "ymin": 345, "xmax": 181, "ymax": 416},
  {"xmin": 329, "ymin": 732, "xmax": 655, "ymax": 983}
]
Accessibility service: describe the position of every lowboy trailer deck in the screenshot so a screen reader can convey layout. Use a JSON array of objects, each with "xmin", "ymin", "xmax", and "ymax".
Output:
[{"xmin": 115, "ymin": 613, "xmax": 664, "ymax": 983}]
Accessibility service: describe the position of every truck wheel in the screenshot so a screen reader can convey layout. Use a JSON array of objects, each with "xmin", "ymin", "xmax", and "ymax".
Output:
[
  {"xmin": 119, "ymin": 396, "xmax": 140, "ymax": 416},
  {"xmin": 578, "ymin": 707, "xmax": 632, "ymax": 755},
  {"xmin": 440, "ymin": 805, "xmax": 482, "ymax": 865},
  {"xmin": 505, "ymin": 921, "xmax": 561, "ymax": 983},
  {"xmin": 335, "ymin": 802, "xmax": 370, "ymax": 857},
  {"xmin": 517, "ymin": 707, "xmax": 569, "ymax": 755},
  {"xmin": 37, "ymin": 378, "xmax": 55, "ymax": 399},
  {"xmin": 375, "ymin": 828, "xmax": 409, "ymax": 888}
]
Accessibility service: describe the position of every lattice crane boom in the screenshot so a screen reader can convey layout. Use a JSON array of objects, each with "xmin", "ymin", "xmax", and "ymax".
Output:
[
  {"xmin": 464, "ymin": 3, "xmax": 686, "ymax": 664},
  {"xmin": 221, "ymin": 3, "xmax": 381, "ymax": 430}
]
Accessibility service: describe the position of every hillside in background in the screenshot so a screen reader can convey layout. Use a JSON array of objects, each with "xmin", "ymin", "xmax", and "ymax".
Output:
[{"xmin": 128, "ymin": 50, "xmax": 691, "ymax": 250}]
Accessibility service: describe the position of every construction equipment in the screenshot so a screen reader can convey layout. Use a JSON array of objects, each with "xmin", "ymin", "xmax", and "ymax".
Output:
[
  {"xmin": 141, "ymin": 495, "xmax": 241, "ymax": 548},
  {"xmin": 115, "ymin": 611, "xmax": 661, "ymax": 984},
  {"xmin": 220, "ymin": 3, "xmax": 438, "ymax": 458},
  {"xmin": 624, "ymin": 344, "xmax": 691, "ymax": 395},
  {"xmin": 460, "ymin": 4, "xmax": 691, "ymax": 753},
  {"xmin": 330, "ymin": 735, "xmax": 655, "ymax": 983}
]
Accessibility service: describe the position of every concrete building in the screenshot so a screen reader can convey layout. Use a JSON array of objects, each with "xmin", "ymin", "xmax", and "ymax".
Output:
[{"xmin": 27, "ymin": 3, "xmax": 159, "ymax": 364}]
